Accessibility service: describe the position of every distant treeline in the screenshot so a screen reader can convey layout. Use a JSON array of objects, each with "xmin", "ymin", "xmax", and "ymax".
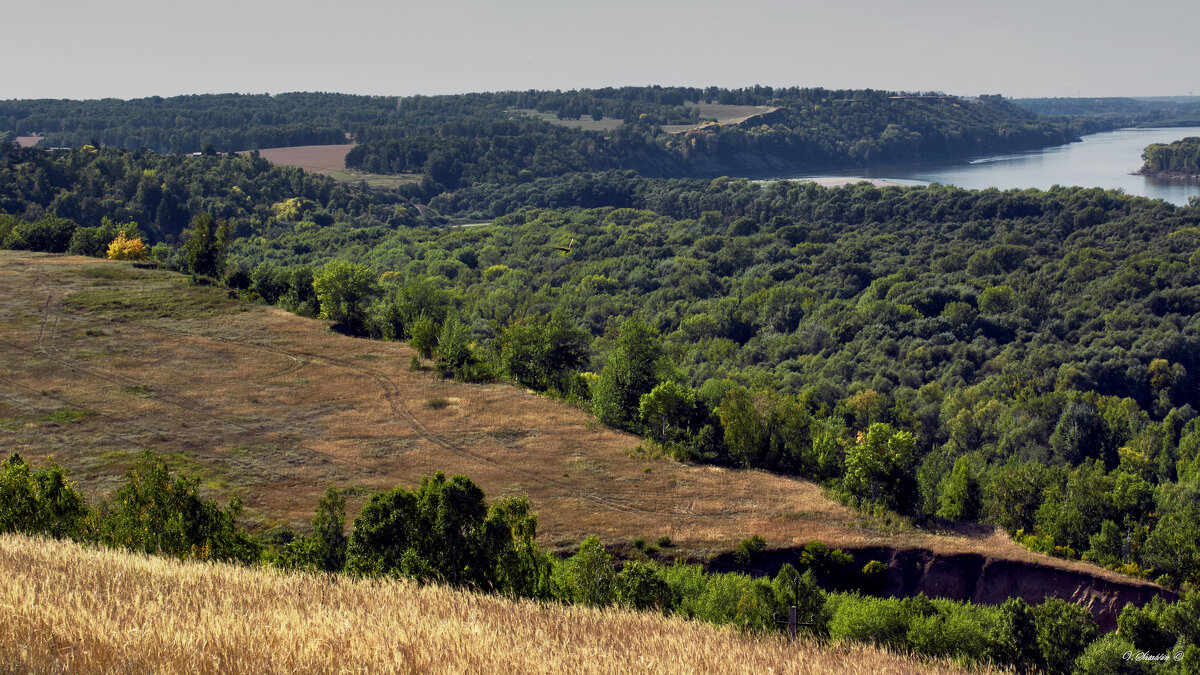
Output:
[
  {"xmin": 1012, "ymin": 97, "xmax": 1200, "ymax": 128},
  {"xmin": 2, "ymin": 88, "xmax": 1105, "ymax": 192},
  {"xmin": 4, "ymin": 452, "xmax": 1198, "ymax": 674},
  {"xmin": 350, "ymin": 92, "xmax": 1101, "ymax": 193},
  {"xmin": 1142, "ymin": 137, "xmax": 1200, "ymax": 176}
]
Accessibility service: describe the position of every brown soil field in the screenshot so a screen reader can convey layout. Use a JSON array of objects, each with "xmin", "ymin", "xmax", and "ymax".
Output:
[
  {"xmin": 16, "ymin": 135, "xmax": 44, "ymax": 148},
  {"xmin": 235, "ymin": 145, "xmax": 420, "ymax": 190},
  {"xmin": 0, "ymin": 251, "xmax": 1165, "ymax": 584},
  {"xmin": 238, "ymin": 144, "xmax": 356, "ymax": 174},
  {"xmin": 0, "ymin": 533, "xmax": 991, "ymax": 674}
]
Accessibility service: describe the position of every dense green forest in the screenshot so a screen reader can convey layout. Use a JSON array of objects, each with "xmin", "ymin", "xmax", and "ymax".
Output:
[
  {"xmin": 4, "ymin": 452, "xmax": 1198, "ymax": 674},
  {"xmin": 1141, "ymin": 138, "xmax": 1200, "ymax": 176},
  {"xmin": 5, "ymin": 146, "xmax": 1200, "ymax": 597},
  {"xmin": 1, "ymin": 88, "xmax": 1107, "ymax": 193},
  {"xmin": 0, "ymin": 144, "xmax": 426, "ymax": 245}
]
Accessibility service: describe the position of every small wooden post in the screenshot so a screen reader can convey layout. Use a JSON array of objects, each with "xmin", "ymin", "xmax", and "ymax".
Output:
[{"xmin": 788, "ymin": 605, "xmax": 797, "ymax": 642}]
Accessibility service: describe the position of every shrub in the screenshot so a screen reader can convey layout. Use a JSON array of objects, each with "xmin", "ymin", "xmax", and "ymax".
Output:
[
  {"xmin": 733, "ymin": 534, "xmax": 766, "ymax": 564},
  {"xmin": 1033, "ymin": 597, "xmax": 1099, "ymax": 674},
  {"xmin": 828, "ymin": 594, "xmax": 911, "ymax": 651},
  {"xmin": 106, "ymin": 230, "xmax": 148, "ymax": 260},
  {"xmin": 615, "ymin": 561, "xmax": 675, "ymax": 612},
  {"xmin": 555, "ymin": 536, "xmax": 616, "ymax": 607},
  {"xmin": 0, "ymin": 453, "xmax": 88, "ymax": 539}
]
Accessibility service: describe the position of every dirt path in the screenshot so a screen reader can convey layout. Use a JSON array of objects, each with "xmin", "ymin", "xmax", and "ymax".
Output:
[{"xmin": 0, "ymin": 252, "xmax": 1165, "ymax": 583}]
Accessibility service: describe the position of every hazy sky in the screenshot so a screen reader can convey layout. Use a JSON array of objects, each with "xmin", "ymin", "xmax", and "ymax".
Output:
[{"xmin": 4, "ymin": 0, "xmax": 1197, "ymax": 100}]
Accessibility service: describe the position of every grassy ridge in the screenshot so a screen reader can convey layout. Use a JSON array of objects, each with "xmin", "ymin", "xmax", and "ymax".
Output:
[{"xmin": 0, "ymin": 533, "xmax": 988, "ymax": 674}]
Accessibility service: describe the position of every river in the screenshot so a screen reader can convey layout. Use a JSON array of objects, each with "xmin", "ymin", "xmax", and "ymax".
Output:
[{"xmin": 787, "ymin": 127, "xmax": 1200, "ymax": 206}]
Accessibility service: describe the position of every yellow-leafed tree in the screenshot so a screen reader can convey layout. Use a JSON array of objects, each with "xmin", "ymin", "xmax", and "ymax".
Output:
[{"xmin": 106, "ymin": 231, "xmax": 147, "ymax": 260}]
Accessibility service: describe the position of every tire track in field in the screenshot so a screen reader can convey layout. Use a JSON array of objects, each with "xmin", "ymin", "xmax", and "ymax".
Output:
[
  {"xmin": 143, "ymin": 323, "xmax": 658, "ymax": 517},
  {"xmin": 10, "ymin": 262, "xmax": 657, "ymax": 518}
]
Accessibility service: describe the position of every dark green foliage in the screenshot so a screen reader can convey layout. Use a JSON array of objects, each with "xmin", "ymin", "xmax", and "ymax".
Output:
[
  {"xmin": 555, "ymin": 535, "xmax": 617, "ymax": 607},
  {"xmin": 434, "ymin": 310, "xmax": 479, "ymax": 380},
  {"xmin": 989, "ymin": 597, "xmax": 1043, "ymax": 672},
  {"xmin": 67, "ymin": 217, "xmax": 141, "ymax": 257},
  {"xmin": 772, "ymin": 564, "xmax": 830, "ymax": 635},
  {"xmin": 1070, "ymin": 633, "xmax": 1154, "ymax": 675},
  {"xmin": 498, "ymin": 313, "xmax": 590, "ymax": 394},
  {"xmin": 309, "ymin": 486, "xmax": 348, "ymax": 572},
  {"xmin": 489, "ymin": 495, "xmax": 553, "ymax": 600},
  {"xmin": 615, "ymin": 560, "xmax": 675, "ymax": 611},
  {"xmin": 1141, "ymin": 137, "xmax": 1200, "ymax": 175},
  {"xmin": 181, "ymin": 213, "xmax": 231, "ymax": 279},
  {"xmin": 3, "ymin": 215, "xmax": 77, "ymax": 252},
  {"xmin": 97, "ymin": 450, "xmax": 259, "ymax": 563},
  {"xmin": 312, "ymin": 259, "xmax": 379, "ymax": 334},
  {"xmin": 937, "ymin": 456, "xmax": 983, "ymax": 520},
  {"xmin": 733, "ymin": 534, "xmax": 766, "ymax": 565},
  {"xmin": 0, "ymin": 454, "xmax": 88, "ymax": 539},
  {"xmin": 591, "ymin": 317, "xmax": 668, "ymax": 430},
  {"xmin": 1032, "ymin": 597, "xmax": 1100, "ymax": 674},
  {"xmin": 841, "ymin": 423, "xmax": 919, "ymax": 515},
  {"xmin": 345, "ymin": 472, "xmax": 515, "ymax": 590}
]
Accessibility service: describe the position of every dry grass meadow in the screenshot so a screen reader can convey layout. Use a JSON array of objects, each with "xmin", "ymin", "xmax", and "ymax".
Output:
[
  {"xmin": 0, "ymin": 533, "xmax": 993, "ymax": 674},
  {"xmin": 0, "ymin": 250, "xmax": 1149, "ymax": 582},
  {"xmin": 236, "ymin": 145, "xmax": 421, "ymax": 190}
]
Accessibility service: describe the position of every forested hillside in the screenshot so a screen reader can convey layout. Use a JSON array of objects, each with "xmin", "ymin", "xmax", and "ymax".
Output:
[
  {"xmin": 1, "ymin": 88, "xmax": 1101, "ymax": 192},
  {"xmin": 5, "ymin": 145, "xmax": 1200, "ymax": 593},
  {"xmin": 0, "ymin": 144, "xmax": 423, "ymax": 245}
]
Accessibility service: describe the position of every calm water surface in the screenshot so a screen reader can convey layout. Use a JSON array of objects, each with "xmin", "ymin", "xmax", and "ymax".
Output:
[{"xmin": 795, "ymin": 127, "xmax": 1200, "ymax": 206}]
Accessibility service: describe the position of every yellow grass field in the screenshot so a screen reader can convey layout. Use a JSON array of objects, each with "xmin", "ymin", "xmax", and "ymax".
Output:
[{"xmin": 0, "ymin": 533, "xmax": 993, "ymax": 674}]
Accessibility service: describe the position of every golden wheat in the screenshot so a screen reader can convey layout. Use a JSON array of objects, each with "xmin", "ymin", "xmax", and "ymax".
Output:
[{"xmin": 0, "ymin": 534, "xmax": 998, "ymax": 674}]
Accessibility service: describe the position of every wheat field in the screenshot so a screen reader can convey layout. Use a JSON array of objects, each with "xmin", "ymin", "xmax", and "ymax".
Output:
[{"xmin": 0, "ymin": 534, "xmax": 995, "ymax": 674}]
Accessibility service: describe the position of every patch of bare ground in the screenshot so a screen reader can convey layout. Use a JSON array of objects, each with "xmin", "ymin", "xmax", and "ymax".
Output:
[
  {"xmin": 234, "ymin": 145, "xmax": 419, "ymax": 190},
  {"xmin": 237, "ymin": 144, "xmax": 356, "ymax": 174},
  {"xmin": 0, "ymin": 533, "xmax": 992, "ymax": 674},
  {"xmin": 662, "ymin": 103, "xmax": 780, "ymax": 133},
  {"xmin": 0, "ymin": 252, "xmax": 1160, "ymax": 584}
]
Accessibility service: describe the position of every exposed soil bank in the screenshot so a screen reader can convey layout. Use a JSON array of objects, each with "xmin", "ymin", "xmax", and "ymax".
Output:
[{"xmin": 710, "ymin": 545, "xmax": 1175, "ymax": 630}]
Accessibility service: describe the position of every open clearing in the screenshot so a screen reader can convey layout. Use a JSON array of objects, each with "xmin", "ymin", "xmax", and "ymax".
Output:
[
  {"xmin": 515, "ymin": 109, "xmax": 627, "ymax": 132},
  {"xmin": 0, "ymin": 533, "xmax": 986, "ymax": 674},
  {"xmin": 662, "ymin": 103, "xmax": 781, "ymax": 133},
  {"xmin": 0, "ymin": 251, "xmax": 1160, "ymax": 579},
  {"xmin": 236, "ymin": 144, "xmax": 420, "ymax": 190}
]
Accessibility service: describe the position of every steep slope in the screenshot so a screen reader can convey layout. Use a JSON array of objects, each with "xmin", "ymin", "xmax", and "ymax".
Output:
[{"xmin": 0, "ymin": 251, "xmax": 1169, "ymax": 622}]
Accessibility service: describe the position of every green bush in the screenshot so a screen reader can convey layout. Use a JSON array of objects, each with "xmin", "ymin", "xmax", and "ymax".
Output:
[
  {"xmin": 828, "ymin": 594, "xmax": 912, "ymax": 651},
  {"xmin": 554, "ymin": 535, "xmax": 617, "ymax": 607},
  {"xmin": 1033, "ymin": 597, "xmax": 1099, "ymax": 674},
  {"xmin": 615, "ymin": 560, "xmax": 675, "ymax": 612},
  {"xmin": 1073, "ymin": 632, "xmax": 1154, "ymax": 675},
  {"xmin": 97, "ymin": 450, "xmax": 259, "ymax": 563},
  {"xmin": 4, "ymin": 215, "xmax": 77, "ymax": 252},
  {"xmin": 0, "ymin": 453, "xmax": 88, "ymax": 539}
]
